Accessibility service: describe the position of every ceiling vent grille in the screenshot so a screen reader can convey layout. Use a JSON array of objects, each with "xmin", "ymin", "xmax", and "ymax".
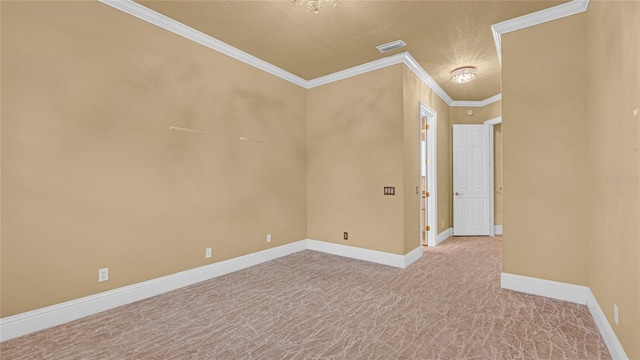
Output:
[{"xmin": 376, "ymin": 40, "xmax": 407, "ymax": 53}]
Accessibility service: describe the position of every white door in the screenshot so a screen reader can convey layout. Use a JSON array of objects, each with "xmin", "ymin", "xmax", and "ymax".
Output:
[{"xmin": 453, "ymin": 124, "xmax": 491, "ymax": 236}]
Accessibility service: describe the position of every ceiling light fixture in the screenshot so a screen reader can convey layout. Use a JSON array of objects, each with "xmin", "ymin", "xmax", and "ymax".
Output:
[
  {"xmin": 292, "ymin": 0, "xmax": 338, "ymax": 13},
  {"xmin": 451, "ymin": 66, "xmax": 477, "ymax": 84}
]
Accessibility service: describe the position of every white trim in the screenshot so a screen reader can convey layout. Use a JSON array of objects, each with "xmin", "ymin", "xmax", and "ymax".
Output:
[
  {"xmin": 98, "ymin": 0, "xmax": 308, "ymax": 87},
  {"xmin": 501, "ymin": 272, "xmax": 589, "ymax": 304},
  {"xmin": 306, "ymin": 52, "xmax": 453, "ymax": 105},
  {"xmin": 436, "ymin": 228, "xmax": 452, "ymax": 246},
  {"xmin": 0, "ymin": 240, "xmax": 308, "ymax": 342},
  {"xmin": 1, "ymin": 239, "xmax": 423, "ymax": 341},
  {"xmin": 306, "ymin": 52, "xmax": 406, "ymax": 89},
  {"xmin": 420, "ymin": 103, "xmax": 438, "ymax": 247},
  {"xmin": 500, "ymin": 273, "xmax": 629, "ymax": 360},
  {"xmin": 586, "ymin": 290, "xmax": 630, "ymax": 360},
  {"xmin": 400, "ymin": 53, "xmax": 453, "ymax": 105},
  {"xmin": 306, "ymin": 239, "xmax": 420, "ymax": 269},
  {"xmin": 403, "ymin": 246, "xmax": 424, "ymax": 268},
  {"xmin": 484, "ymin": 116, "xmax": 502, "ymax": 126},
  {"xmin": 491, "ymin": 0, "xmax": 590, "ymax": 66},
  {"xmin": 494, "ymin": 225, "xmax": 502, "ymax": 235},
  {"xmin": 100, "ymin": 0, "xmax": 586, "ymax": 110},
  {"xmin": 451, "ymin": 94, "xmax": 502, "ymax": 108},
  {"xmin": 99, "ymin": 1, "xmax": 457, "ymax": 105},
  {"xmin": 488, "ymin": 126, "xmax": 495, "ymax": 237}
]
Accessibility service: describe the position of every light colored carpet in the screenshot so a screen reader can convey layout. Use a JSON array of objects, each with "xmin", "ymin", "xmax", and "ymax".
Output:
[{"xmin": 1, "ymin": 236, "xmax": 610, "ymax": 359}]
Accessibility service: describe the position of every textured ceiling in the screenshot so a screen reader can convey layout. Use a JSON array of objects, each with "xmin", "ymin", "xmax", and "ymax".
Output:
[{"xmin": 135, "ymin": 0, "xmax": 566, "ymax": 101}]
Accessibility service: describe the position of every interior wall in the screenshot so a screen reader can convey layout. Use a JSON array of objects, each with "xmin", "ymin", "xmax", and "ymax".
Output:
[
  {"xmin": 501, "ymin": 14, "xmax": 588, "ymax": 285},
  {"xmin": 402, "ymin": 67, "xmax": 451, "ymax": 252},
  {"xmin": 307, "ymin": 65, "xmax": 405, "ymax": 254},
  {"xmin": 449, "ymin": 102, "xmax": 503, "ymax": 226},
  {"xmin": 449, "ymin": 102, "xmax": 501, "ymax": 125},
  {"xmin": 586, "ymin": 1, "xmax": 640, "ymax": 357},
  {"xmin": 1, "ymin": 1, "xmax": 307, "ymax": 317}
]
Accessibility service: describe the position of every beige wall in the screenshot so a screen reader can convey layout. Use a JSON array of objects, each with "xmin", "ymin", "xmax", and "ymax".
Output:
[
  {"xmin": 307, "ymin": 65, "xmax": 405, "ymax": 254},
  {"xmin": 586, "ymin": 1, "xmax": 640, "ymax": 357},
  {"xmin": 402, "ymin": 67, "xmax": 451, "ymax": 252},
  {"xmin": 449, "ymin": 102, "xmax": 503, "ymax": 226},
  {"xmin": 502, "ymin": 3, "xmax": 640, "ymax": 357},
  {"xmin": 1, "ymin": 2, "xmax": 307, "ymax": 317},
  {"xmin": 449, "ymin": 102, "xmax": 501, "ymax": 125},
  {"xmin": 502, "ymin": 14, "xmax": 588, "ymax": 285}
]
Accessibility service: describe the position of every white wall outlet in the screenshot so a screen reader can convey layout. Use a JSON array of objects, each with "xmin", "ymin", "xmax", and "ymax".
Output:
[
  {"xmin": 98, "ymin": 268, "xmax": 109, "ymax": 283},
  {"xmin": 614, "ymin": 304, "xmax": 619, "ymax": 325},
  {"xmin": 205, "ymin": 247, "xmax": 212, "ymax": 259},
  {"xmin": 266, "ymin": 233, "xmax": 272, "ymax": 243}
]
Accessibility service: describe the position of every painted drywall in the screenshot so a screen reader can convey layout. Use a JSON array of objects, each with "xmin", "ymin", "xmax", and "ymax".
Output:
[
  {"xmin": 586, "ymin": 1, "xmax": 640, "ymax": 357},
  {"xmin": 306, "ymin": 65, "xmax": 405, "ymax": 254},
  {"xmin": 449, "ymin": 103, "xmax": 503, "ymax": 226},
  {"xmin": 502, "ymin": 14, "xmax": 588, "ymax": 285},
  {"xmin": 402, "ymin": 67, "xmax": 451, "ymax": 252},
  {"xmin": 449, "ymin": 102, "xmax": 501, "ymax": 125},
  {"xmin": 1, "ymin": 1, "xmax": 307, "ymax": 317}
]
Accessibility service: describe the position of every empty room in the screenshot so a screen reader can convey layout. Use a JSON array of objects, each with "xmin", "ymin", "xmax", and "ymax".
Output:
[{"xmin": 1, "ymin": 0, "xmax": 638, "ymax": 359}]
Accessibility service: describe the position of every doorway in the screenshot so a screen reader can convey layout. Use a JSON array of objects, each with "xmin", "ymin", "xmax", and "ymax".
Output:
[{"xmin": 419, "ymin": 102, "xmax": 437, "ymax": 247}]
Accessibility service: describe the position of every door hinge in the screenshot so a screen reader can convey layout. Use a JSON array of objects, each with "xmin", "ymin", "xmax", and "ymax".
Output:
[
  {"xmin": 426, "ymin": 225, "xmax": 431, "ymax": 231},
  {"xmin": 422, "ymin": 191, "xmax": 430, "ymax": 197}
]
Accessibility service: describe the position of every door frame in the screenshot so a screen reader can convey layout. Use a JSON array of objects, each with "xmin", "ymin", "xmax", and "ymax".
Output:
[
  {"xmin": 419, "ymin": 102, "xmax": 437, "ymax": 247},
  {"xmin": 484, "ymin": 116, "xmax": 501, "ymax": 236}
]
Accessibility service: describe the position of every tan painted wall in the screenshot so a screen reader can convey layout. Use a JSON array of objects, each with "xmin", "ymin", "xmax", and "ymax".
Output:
[
  {"xmin": 449, "ymin": 102, "xmax": 501, "ymax": 125},
  {"xmin": 502, "ymin": 14, "xmax": 588, "ymax": 285},
  {"xmin": 450, "ymin": 102, "xmax": 503, "ymax": 226},
  {"xmin": 586, "ymin": 1, "xmax": 640, "ymax": 357},
  {"xmin": 402, "ymin": 67, "xmax": 451, "ymax": 252},
  {"xmin": 307, "ymin": 65, "xmax": 405, "ymax": 254},
  {"xmin": 1, "ymin": 2, "xmax": 307, "ymax": 317}
]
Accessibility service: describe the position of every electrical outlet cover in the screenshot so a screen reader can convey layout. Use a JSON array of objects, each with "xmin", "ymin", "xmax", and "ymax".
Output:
[{"xmin": 98, "ymin": 268, "xmax": 109, "ymax": 282}]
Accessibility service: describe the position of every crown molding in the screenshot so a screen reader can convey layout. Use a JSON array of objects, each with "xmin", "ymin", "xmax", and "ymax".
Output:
[
  {"xmin": 100, "ymin": 0, "xmax": 511, "ymax": 106},
  {"xmin": 305, "ymin": 52, "xmax": 406, "ymax": 89},
  {"xmin": 306, "ymin": 52, "xmax": 453, "ymax": 105},
  {"xmin": 400, "ymin": 52, "xmax": 454, "ymax": 105},
  {"xmin": 98, "ymin": 0, "xmax": 308, "ymax": 87},
  {"xmin": 98, "ymin": 0, "xmax": 457, "ymax": 105},
  {"xmin": 491, "ymin": 0, "xmax": 590, "ymax": 66},
  {"xmin": 450, "ymin": 94, "xmax": 502, "ymax": 108}
]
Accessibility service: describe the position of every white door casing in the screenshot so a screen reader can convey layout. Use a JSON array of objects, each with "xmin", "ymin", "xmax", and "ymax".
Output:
[
  {"xmin": 419, "ymin": 102, "xmax": 437, "ymax": 247},
  {"xmin": 453, "ymin": 124, "xmax": 491, "ymax": 236}
]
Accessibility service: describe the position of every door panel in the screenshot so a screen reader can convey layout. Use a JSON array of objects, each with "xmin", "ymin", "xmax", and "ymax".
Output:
[{"xmin": 453, "ymin": 125, "xmax": 491, "ymax": 236}]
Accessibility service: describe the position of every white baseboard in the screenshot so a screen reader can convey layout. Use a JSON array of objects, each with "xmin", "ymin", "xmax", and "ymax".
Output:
[
  {"xmin": 501, "ymin": 272, "xmax": 589, "ymax": 304},
  {"xmin": 501, "ymin": 272, "xmax": 629, "ymax": 360},
  {"xmin": 436, "ymin": 228, "xmax": 452, "ymax": 245},
  {"xmin": 494, "ymin": 225, "xmax": 502, "ymax": 235},
  {"xmin": 1, "ymin": 239, "xmax": 422, "ymax": 342},
  {"xmin": 0, "ymin": 240, "xmax": 308, "ymax": 342},
  {"xmin": 403, "ymin": 246, "xmax": 423, "ymax": 268},
  {"xmin": 306, "ymin": 239, "xmax": 420, "ymax": 269},
  {"xmin": 586, "ymin": 290, "xmax": 630, "ymax": 360}
]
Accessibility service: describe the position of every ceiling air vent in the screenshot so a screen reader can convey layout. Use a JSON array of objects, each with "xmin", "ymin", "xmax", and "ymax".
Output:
[{"xmin": 376, "ymin": 40, "xmax": 407, "ymax": 53}]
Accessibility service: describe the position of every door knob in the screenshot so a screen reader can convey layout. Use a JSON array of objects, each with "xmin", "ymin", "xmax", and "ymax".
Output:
[{"xmin": 455, "ymin": 192, "xmax": 460, "ymax": 196}]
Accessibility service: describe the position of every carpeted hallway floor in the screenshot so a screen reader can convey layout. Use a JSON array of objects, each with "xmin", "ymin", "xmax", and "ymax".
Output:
[{"xmin": 1, "ymin": 236, "xmax": 610, "ymax": 359}]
